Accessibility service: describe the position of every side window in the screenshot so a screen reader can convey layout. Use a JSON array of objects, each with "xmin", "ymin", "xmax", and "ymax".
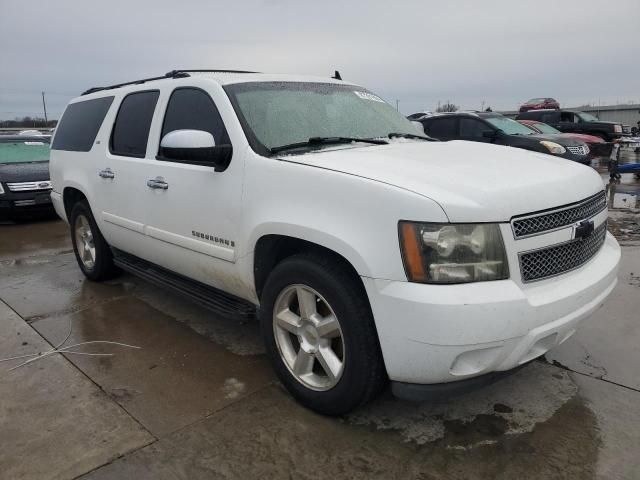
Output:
[
  {"xmin": 110, "ymin": 90, "xmax": 160, "ymax": 158},
  {"xmin": 541, "ymin": 112, "xmax": 558, "ymax": 123},
  {"xmin": 427, "ymin": 118, "xmax": 458, "ymax": 139},
  {"xmin": 160, "ymin": 88, "xmax": 230, "ymax": 147},
  {"xmin": 51, "ymin": 96, "xmax": 114, "ymax": 152},
  {"xmin": 560, "ymin": 111, "xmax": 575, "ymax": 123},
  {"xmin": 459, "ymin": 119, "xmax": 490, "ymax": 138}
]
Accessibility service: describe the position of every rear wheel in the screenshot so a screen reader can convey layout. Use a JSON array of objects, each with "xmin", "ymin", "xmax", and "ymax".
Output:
[
  {"xmin": 260, "ymin": 253, "xmax": 386, "ymax": 415},
  {"xmin": 69, "ymin": 200, "xmax": 119, "ymax": 281}
]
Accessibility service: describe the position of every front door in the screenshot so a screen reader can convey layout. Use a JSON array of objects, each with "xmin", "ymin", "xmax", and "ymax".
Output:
[{"xmin": 139, "ymin": 86, "xmax": 245, "ymax": 296}]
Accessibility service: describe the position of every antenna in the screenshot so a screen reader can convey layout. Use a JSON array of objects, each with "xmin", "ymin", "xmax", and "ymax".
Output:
[{"xmin": 332, "ymin": 70, "xmax": 342, "ymax": 80}]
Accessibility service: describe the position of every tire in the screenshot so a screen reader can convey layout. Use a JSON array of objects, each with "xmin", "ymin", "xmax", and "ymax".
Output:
[
  {"xmin": 69, "ymin": 200, "xmax": 119, "ymax": 281},
  {"xmin": 259, "ymin": 253, "xmax": 386, "ymax": 415}
]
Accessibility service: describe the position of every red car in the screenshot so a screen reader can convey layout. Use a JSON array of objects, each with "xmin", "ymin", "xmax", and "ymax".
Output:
[
  {"xmin": 519, "ymin": 97, "xmax": 560, "ymax": 113},
  {"xmin": 518, "ymin": 119, "xmax": 610, "ymax": 157}
]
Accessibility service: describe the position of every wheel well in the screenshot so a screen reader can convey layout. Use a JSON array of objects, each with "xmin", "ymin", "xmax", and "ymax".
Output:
[
  {"xmin": 253, "ymin": 235, "xmax": 362, "ymax": 299},
  {"xmin": 62, "ymin": 187, "xmax": 87, "ymax": 219}
]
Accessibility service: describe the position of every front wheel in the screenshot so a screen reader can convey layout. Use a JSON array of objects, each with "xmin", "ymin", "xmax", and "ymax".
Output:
[
  {"xmin": 69, "ymin": 200, "xmax": 119, "ymax": 281},
  {"xmin": 260, "ymin": 253, "xmax": 386, "ymax": 415}
]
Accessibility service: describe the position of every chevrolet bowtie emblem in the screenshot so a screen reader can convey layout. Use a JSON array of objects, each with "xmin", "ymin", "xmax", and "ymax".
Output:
[{"xmin": 574, "ymin": 220, "xmax": 594, "ymax": 240}]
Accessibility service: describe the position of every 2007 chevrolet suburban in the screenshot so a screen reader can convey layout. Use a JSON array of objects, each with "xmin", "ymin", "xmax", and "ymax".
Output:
[{"xmin": 49, "ymin": 70, "xmax": 621, "ymax": 415}]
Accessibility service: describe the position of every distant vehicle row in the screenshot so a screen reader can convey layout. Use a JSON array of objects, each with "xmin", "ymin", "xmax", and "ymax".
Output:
[{"xmin": 416, "ymin": 111, "xmax": 592, "ymax": 164}]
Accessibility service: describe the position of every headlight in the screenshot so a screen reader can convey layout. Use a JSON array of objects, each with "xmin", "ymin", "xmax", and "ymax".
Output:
[
  {"xmin": 614, "ymin": 125, "xmax": 622, "ymax": 133},
  {"xmin": 540, "ymin": 141, "xmax": 566, "ymax": 155},
  {"xmin": 0, "ymin": 183, "xmax": 4, "ymax": 195},
  {"xmin": 399, "ymin": 222, "xmax": 509, "ymax": 284}
]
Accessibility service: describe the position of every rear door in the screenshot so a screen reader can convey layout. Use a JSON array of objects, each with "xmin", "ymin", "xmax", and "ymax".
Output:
[{"xmin": 93, "ymin": 90, "xmax": 160, "ymax": 250}]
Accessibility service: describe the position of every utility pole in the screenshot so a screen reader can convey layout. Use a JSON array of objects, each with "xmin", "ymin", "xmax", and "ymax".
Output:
[
  {"xmin": 396, "ymin": 99, "xmax": 399, "ymax": 112},
  {"xmin": 41, "ymin": 92, "xmax": 48, "ymax": 123}
]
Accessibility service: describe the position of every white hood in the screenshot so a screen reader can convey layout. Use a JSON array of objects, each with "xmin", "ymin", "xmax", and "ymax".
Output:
[{"xmin": 281, "ymin": 140, "xmax": 604, "ymax": 222}]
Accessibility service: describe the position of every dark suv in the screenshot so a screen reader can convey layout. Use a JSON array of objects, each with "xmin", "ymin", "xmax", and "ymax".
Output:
[
  {"xmin": 516, "ymin": 109, "xmax": 626, "ymax": 141},
  {"xmin": 0, "ymin": 135, "xmax": 54, "ymax": 220},
  {"xmin": 418, "ymin": 112, "xmax": 592, "ymax": 164}
]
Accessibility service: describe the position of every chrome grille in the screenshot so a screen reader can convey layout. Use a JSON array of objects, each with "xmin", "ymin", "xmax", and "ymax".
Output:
[
  {"xmin": 519, "ymin": 222, "xmax": 607, "ymax": 282},
  {"xmin": 6, "ymin": 181, "xmax": 52, "ymax": 192},
  {"xmin": 511, "ymin": 191, "xmax": 606, "ymax": 238},
  {"xmin": 566, "ymin": 145, "xmax": 589, "ymax": 156}
]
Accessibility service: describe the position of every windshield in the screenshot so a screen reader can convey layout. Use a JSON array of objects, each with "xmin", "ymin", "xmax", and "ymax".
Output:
[
  {"xmin": 485, "ymin": 116, "xmax": 535, "ymax": 135},
  {"xmin": 577, "ymin": 112, "xmax": 599, "ymax": 122},
  {"xmin": 526, "ymin": 98, "xmax": 547, "ymax": 103},
  {"xmin": 0, "ymin": 139, "xmax": 50, "ymax": 164},
  {"xmin": 529, "ymin": 122, "xmax": 560, "ymax": 134},
  {"xmin": 224, "ymin": 82, "xmax": 422, "ymax": 154}
]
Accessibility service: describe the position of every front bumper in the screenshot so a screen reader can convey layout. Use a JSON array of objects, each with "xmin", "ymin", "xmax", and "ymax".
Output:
[
  {"xmin": 0, "ymin": 188, "xmax": 55, "ymax": 219},
  {"xmin": 363, "ymin": 232, "xmax": 620, "ymax": 385}
]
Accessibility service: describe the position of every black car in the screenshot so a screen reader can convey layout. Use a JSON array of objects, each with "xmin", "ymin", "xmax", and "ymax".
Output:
[
  {"xmin": 0, "ymin": 135, "xmax": 54, "ymax": 220},
  {"xmin": 418, "ymin": 112, "xmax": 592, "ymax": 164},
  {"xmin": 516, "ymin": 109, "xmax": 626, "ymax": 141}
]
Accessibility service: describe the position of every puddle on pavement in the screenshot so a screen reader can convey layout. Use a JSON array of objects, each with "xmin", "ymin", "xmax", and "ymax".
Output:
[
  {"xmin": 28, "ymin": 295, "xmax": 274, "ymax": 437},
  {"xmin": 86, "ymin": 376, "xmax": 600, "ymax": 480},
  {"xmin": 0, "ymin": 218, "xmax": 71, "ymax": 261}
]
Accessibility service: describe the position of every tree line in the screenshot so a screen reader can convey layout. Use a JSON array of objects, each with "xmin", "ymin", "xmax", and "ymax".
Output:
[{"xmin": 0, "ymin": 116, "xmax": 58, "ymax": 128}]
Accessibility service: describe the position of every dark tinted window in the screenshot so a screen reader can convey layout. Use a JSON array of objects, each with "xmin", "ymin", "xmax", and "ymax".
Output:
[
  {"xmin": 110, "ymin": 91, "xmax": 160, "ymax": 157},
  {"xmin": 541, "ymin": 112, "xmax": 560, "ymax": 123},
  {"xmin": 425, "ymin": 118, "xmax": 457, "ymax": 139},
  {"xmin": 460, "ymin": 118, "xmax": 490, "ymax": 138},
  {"xmin": 161, "ymin": 88, "xmax": 229, "ymax": 146},
  {"xmin": 51, "ymin": 97, "xmax": 114, "ymax": 152}
]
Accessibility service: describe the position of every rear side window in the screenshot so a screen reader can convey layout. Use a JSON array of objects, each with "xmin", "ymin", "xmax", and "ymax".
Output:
[
  {"xmin": 51, "ymin": 96, "xmax": 114, "ymax": 152},
  {"xmin": 426, "ymin": 118, "xmax": 457, "ymax": 139},
  {"xmin": 110, "ymin": 90, "xmax": 160, "ymax": 157},
  {"xmin": 161, "ymin": 88, "xmax": 229, "ymax": 146},
  {"xmin": 541, "ymin": 112, "xmax": 560, "ymax": 123}
]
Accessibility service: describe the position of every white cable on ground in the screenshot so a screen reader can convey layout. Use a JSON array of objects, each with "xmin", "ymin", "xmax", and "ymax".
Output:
[{"xmin": 5, "ymin": 341, "xmax": 141, "ymax": 372}]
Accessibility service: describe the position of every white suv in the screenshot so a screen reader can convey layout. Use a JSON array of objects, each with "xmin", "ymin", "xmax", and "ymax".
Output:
[{"xmin": 50, "ymin": 70, "xmax": 620, "ymax": 414}]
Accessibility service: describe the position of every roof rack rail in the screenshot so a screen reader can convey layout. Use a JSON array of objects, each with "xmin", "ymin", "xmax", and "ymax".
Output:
[{"xmin": 81, "ymin": 69, "xmax": 258, "ymax": 96}]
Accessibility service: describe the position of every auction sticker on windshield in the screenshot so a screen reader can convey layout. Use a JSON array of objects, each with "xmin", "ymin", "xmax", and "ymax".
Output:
[{"xmin": 354, "ymin": 91, "xmax": 385, "ymax": 102}]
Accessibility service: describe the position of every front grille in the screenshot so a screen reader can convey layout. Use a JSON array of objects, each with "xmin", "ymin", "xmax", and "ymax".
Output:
[
  {"xmin": 511, "ymin": 191, "xmax": 606, "ymax": 238},
  {"xmin": 7, "ymin": 181, "xmax": 52, "ymax": 192},
  {"xmin": 519, "ymin": 222, "xmax": 607, "ymax": 282},
  {"xmin": 566, "ymin": 145, "xmax": 589, "ymax": 156}
]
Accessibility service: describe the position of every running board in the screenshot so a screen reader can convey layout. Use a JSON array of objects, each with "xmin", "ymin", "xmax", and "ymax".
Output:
[{"xmin": 112, "ymin": 249, "xmax": 256, "ymax": 319}]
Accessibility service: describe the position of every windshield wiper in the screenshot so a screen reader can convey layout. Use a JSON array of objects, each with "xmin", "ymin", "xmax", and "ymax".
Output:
[
  {"xmin": 270, "ymin": 136, "xmax": 388, "ymax": 154},
  {"xmin": 388, "ymin": 132, "xmax": 435, "ymax": 141}
]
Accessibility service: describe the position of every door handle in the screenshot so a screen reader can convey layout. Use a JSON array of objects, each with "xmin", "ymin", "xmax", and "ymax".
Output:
[
  {"xmin": 98, "ymin": 168, "xmax": 115, "ymax": 179},
  {"xmin": 147, "ymin": 177, "xmax": 169, "ymax": 190}
]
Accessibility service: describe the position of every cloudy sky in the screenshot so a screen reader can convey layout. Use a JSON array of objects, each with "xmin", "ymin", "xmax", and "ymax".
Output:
[{"xmin": 1, "ymin": 0, "xmax": 639, "ymax": 120}]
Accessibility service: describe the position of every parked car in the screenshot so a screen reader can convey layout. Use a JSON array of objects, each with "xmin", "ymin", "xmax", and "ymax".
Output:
[
  {"xmin": 516, "ymin": 109, "xmax": 625, "ymax": 141},
  {"xmin": 519, "ymin": 97, "xmax": 559, "ymax": 113},
  {"xmin": 0, "ymin": 135, "xmax": 54, "ymax": 220},
  {"xmin": 50, "ymin": 70, "xmax": 620, "ymax": 415},
  {"xmin": 418, "ymin": 112, "xmax": 592, "ymax": 164},
  {"xmin": 517, "ymin": 119, "xmax": 611, "ymax": 157}
]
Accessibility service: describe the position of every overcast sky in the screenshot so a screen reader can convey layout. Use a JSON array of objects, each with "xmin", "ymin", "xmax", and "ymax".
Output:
[{"xmin": 1, "ymin": 0, "xmax": 639, "ymax": 120}]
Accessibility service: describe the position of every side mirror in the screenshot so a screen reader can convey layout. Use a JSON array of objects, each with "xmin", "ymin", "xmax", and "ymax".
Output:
[{"xmin": 159, "ymin": 129, "xmax": 232, "ymax": 172}]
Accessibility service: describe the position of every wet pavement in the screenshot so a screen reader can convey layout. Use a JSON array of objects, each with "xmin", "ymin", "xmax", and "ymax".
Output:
[{"xmin": 1, "ymin": 170, "xmax": 639, "ymax": 479}]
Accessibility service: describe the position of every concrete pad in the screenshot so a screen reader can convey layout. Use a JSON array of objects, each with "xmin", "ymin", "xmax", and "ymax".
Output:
[
  {"xmin": 546, "ymin": 246, "xmax": 640, "ymax": 390},
  {"xmin": 573, "ymin": 373, "xmax": 640, "ymax": 480},
  {"xmin": 0, "ymin": 253, "xmax": 135, "ymax": 320},
  {"xmin": 31, "ymin": 296, "xmax": 275, "ymax": 437},
  {"xmin": 0, "ymin": 218, "xmax": 71, "ymax": 261},
  {"xmin": 82, "ymin": 362, "xmax": 604, "ymax": 480},
  {"xmin": 0, "ymin": 300, "xmax": 153, "ymax": 480}
]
